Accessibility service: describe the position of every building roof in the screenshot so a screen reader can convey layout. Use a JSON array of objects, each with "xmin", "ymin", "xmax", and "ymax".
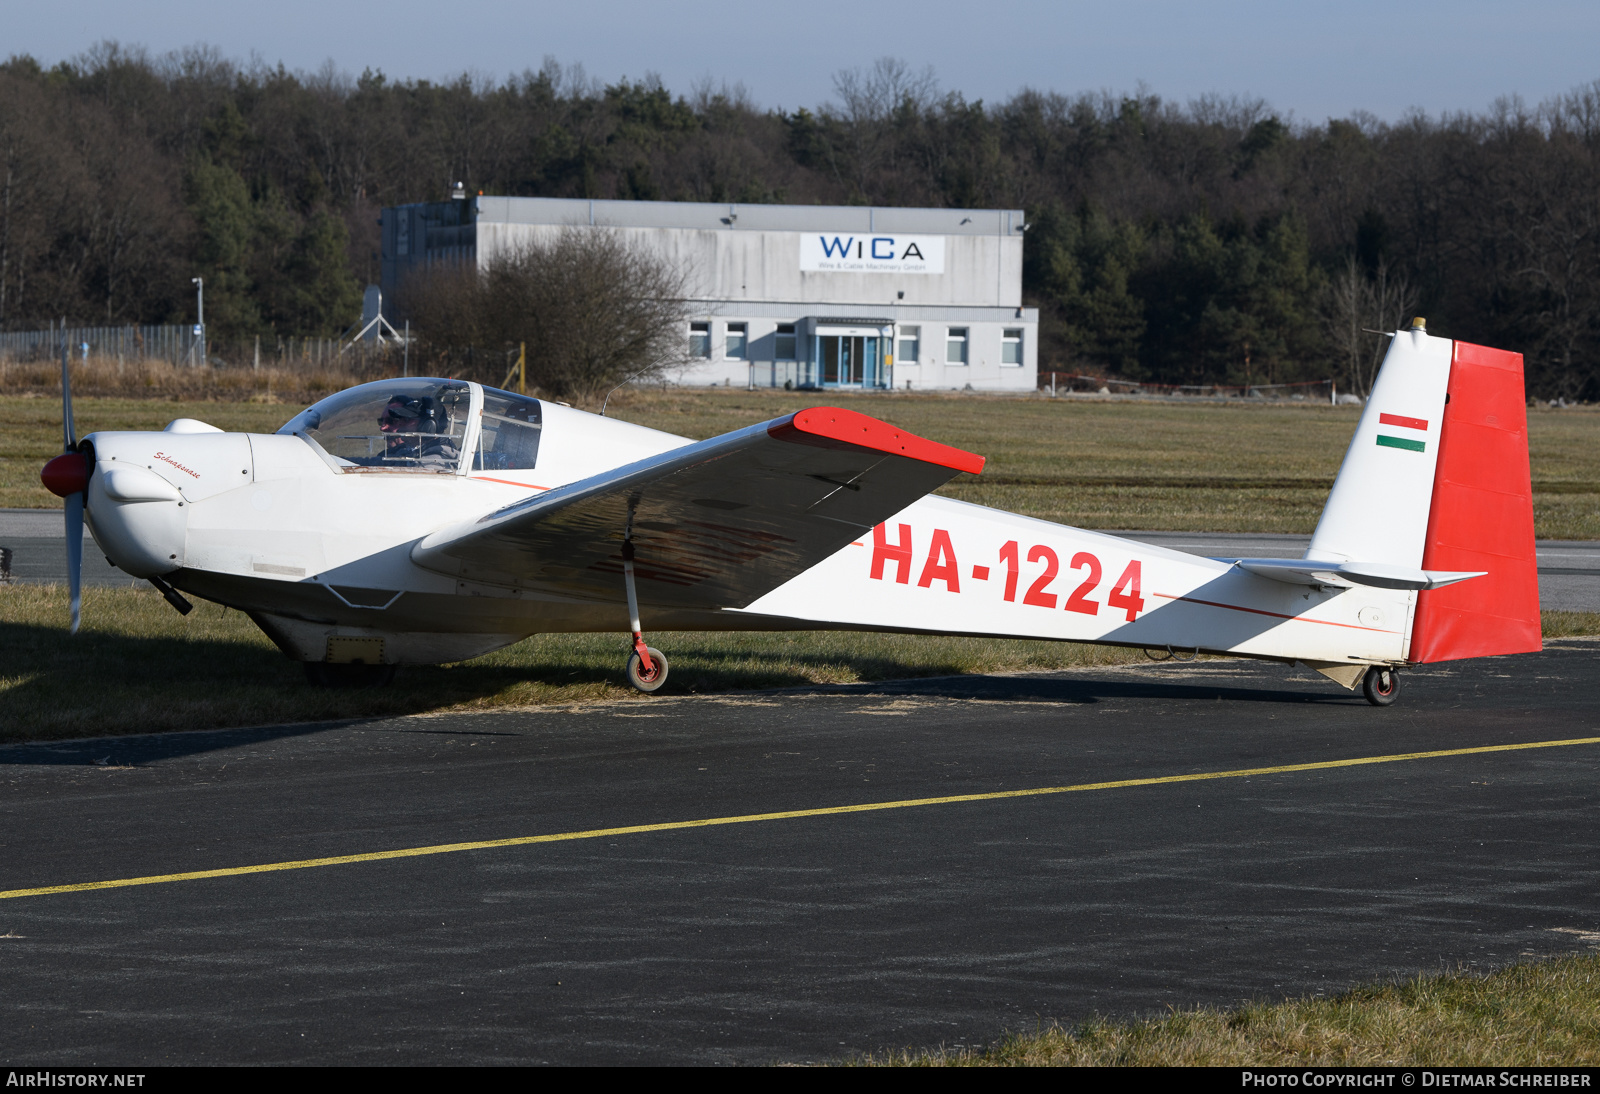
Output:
[{"xmin": 471, "ymin": 196, "xmax": 1026, "ymax": 237}]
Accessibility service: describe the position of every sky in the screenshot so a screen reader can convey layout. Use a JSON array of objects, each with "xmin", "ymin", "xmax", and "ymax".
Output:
[{"xmin": 5, "ymin": 0, "xmax": 1599, "ymax": 122}]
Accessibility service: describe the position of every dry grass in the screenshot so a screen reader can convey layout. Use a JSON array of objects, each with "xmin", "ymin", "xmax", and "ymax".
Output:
[
  {"xmin": 859, "ymin": 953, "xmax": 1600, "ymax": 1066},
  {"xmin": 1539, "ymin": 612, "xmax": 1600, "ymax": 638},
  {"xmin": 0, "ymin": 354, "xmax": 375, "ymax": 403},
  {"xmin": 0, "ymin": 583, "xmax": 1141, "ymax": 742},
  {"xmin": 7, "ymin": 386, "xmax": 1598, "ymax": 537}
]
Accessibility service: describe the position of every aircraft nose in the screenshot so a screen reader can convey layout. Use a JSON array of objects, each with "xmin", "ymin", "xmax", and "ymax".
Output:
[{"xmin": 41, "ymin": 452, "xmax": 91, "ymax": 497}]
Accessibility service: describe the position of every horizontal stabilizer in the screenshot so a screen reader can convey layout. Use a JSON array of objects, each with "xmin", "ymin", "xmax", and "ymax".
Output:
[{"xmin": 1234, "ymin": 557, "xmax": 1485, "ymax": 591}]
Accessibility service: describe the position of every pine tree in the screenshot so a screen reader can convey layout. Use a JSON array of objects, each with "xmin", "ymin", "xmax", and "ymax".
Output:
[{"xmin": 184, "ymin": 158, "xmax": 261, "ymax": 338}]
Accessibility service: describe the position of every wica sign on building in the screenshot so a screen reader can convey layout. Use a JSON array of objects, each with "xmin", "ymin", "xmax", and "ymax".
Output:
[{"xmin": 799, "ymin": 234, "xmax": 946, "ymax": 274}]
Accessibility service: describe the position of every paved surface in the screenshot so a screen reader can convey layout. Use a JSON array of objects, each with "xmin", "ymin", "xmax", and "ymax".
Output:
[
  {"xmin": 0, "ymin": 509, "xmax": 139, "ymax": 588},
  {"xmin": 2, "ymin": 648, "xmax": 1599, "ymax": 1064},
  {"xmin": 5, "ymin": 510, "xmax": 1599, "ymax": 608}
]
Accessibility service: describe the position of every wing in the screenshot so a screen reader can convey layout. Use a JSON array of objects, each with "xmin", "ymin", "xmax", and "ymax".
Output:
[{"xmin": 411, "ymin": 407, "xmax": 985, "ymax": 609}]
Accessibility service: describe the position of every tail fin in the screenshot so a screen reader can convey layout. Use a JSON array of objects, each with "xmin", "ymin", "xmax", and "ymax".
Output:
[
  {"xmin": 1308, "ymin": 324, "xmax": 1454, "ymax": 570},
  {"xmin": 1408, "ymin": 340, "xmax": 1540, "ymax": 662}
]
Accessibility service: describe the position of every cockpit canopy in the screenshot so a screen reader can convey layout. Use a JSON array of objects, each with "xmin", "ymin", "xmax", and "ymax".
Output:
[
  {"xmin": 475, "ymin": 388, "xmax": 543, "ymax": 471},
  {"xmin": 278, "ymin": 378, "xmax": 543, "ymax": 473},
  {"xmin": 279, "ymin": 378, "xmax": 470, "ymax": 471}
]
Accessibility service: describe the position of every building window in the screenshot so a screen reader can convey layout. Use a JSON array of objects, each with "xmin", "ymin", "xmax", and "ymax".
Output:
[
  {"xmin": 946, "ymin": 327, "xmax": 968, "ymax": 365},
  {"xmin": 897, "ymin": 326, "xmax": 919, "ymax": 364},
  {"xmin": 774, "ymin": 323, "xmax": 797, "ymax": 360},
  {"xmin": 725, "ymin": 322, "xmax": 747, "ymax": 360},
  {"xmin": 689, "ymin": 321, "xmax": 710, "ymax": 358},
  {"xmin": 1002, "ymin": 328, "xmax": 1023, "ymax": 366}
]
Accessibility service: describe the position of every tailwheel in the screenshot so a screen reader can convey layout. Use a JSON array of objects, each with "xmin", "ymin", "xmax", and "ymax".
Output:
[
  {"xmin": 1362, "ymin": 665, "xmax": 1400, "ymax": 707},
  {"xmin": 626, "ymin": 646, "xmax": 669, "ymax": 693}
]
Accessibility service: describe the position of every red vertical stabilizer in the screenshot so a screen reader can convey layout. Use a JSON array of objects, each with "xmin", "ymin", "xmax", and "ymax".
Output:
[{"xmin": 1409, "ymin": 341, "xmax": 1541, "ymax": 663}]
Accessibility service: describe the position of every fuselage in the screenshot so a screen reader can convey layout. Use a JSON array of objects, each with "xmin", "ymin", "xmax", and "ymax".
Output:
[{"xmin": 78, "ymin": 379, "xmax": 1414, "ymax": 668}]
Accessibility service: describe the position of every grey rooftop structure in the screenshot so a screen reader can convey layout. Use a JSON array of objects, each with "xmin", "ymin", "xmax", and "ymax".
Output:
[{"xmin": 475, "ymin": 196, "xmax": 1027, "ymax": 237}]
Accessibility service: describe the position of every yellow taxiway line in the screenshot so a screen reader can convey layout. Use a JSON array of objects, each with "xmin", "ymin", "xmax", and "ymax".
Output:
[{"xmin": 4, "ymin": 735, "xmax": 1598, "ymax": 902}]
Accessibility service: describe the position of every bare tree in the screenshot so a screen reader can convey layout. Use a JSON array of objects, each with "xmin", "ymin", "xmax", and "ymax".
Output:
[
  {"xmin": 825, "ymin": 57, "xmax": 937, "ymax": 199},
  {"xmin": 1320, "ymin": 255, "xmax": 1418, "ymax": 396},
  {"xmin": 0, "ymin": 71, "xmax": 57, "ymax": 326},
  {"xmin": 406, "ymin": 228, "xmax": 692, "ymax": 404},
  {"xmin": 1321, "ymin": 256, "xmax": 1364, "ymax": 394}
]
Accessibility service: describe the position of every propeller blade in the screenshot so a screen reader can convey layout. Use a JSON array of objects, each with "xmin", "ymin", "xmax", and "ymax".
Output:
[
  {"xmin": 61, "ymin": 337, "xmax": 82, "ymax": 634},
  {"xmin": 61, "ymin": 338, "xmax": 76, "ymax": 452},
  {"xmin": 65, "ymin": 491, "xmax": 83, "ymax": 635}
]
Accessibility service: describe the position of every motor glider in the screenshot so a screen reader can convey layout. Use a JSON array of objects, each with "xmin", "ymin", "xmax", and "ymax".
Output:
[{"xmin": 39, "ymin": 320, "xmax": 1540, "ymax": 704}]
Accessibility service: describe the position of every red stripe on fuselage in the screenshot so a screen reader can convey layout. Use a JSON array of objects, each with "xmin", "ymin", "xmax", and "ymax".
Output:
[
  {"xmin": 1151, "ymin": 592, "xmax": 1398, "ymax": 634},
  {"xmin": 472, "ymin": 476, "xmax": 551, "ymax": 491}
]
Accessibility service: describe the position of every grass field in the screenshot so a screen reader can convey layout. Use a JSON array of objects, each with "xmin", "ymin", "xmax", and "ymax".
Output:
[
  {"xmin": 5, "ymin": 389, "xmax": 1600, "ymax": 536},
  {"xmin": 860, "ymin": 954, "xmax": 1600, "ymax": 1066}
]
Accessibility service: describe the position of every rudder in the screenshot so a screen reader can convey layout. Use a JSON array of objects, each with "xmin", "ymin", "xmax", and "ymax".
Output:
[{"xmin": 1408, "ymin": 340, "xmax": 1541, "ymax": 662}]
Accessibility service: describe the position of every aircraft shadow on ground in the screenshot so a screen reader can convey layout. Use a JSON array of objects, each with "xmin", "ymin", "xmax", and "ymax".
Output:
[
  {"xmin": 778, "ymin": 670, "xmax": 1354, "ymax": 708},
  {"xmin": 0, "ymin": 675, "xmax": 1354, "ymax": 768},
  {"xmin": 0, "ymin": 721, "xmax": 351, "ymax": 767},
  {"xmin": 0, "ymin": 608, "xmax": 1363, "ymax": 765}
]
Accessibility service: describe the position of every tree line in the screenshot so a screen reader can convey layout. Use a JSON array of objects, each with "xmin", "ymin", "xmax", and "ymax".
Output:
[{"xmin": 3, "ymin": 45, "xmax": 1599, "ymax": 397}]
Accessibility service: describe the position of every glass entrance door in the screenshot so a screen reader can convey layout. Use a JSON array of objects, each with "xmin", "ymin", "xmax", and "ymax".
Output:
[{"xmin": 816, "ymin": 334, "xmax": 881, "ymax": 388}]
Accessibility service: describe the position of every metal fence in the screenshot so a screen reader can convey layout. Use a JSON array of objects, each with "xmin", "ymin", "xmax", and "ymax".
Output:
[
  {"xmin": 0, "ymin": 323, "xmax": 399, "ymax": 372},
  {"xmin": 0, "ymin": 323, "xmax": 204, "ymax": 366}
]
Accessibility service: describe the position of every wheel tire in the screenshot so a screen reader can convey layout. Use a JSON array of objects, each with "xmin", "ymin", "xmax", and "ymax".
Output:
[
  {"xmin": 626, "ymin": 647, "xmax": 669, "ymax": 693},
  {"xmin": 1362, "ymin": 665, "xmax": 1400, "ymax": 707},
  {"xmin": 304, "ymin": 661, "xmax": 396, "ymax": 688}
]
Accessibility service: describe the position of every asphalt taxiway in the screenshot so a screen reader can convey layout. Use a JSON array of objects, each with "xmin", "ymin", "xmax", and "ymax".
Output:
[{"xmin": 2, "ymin": 646, "xmax": 1599, "ymax": 1064}]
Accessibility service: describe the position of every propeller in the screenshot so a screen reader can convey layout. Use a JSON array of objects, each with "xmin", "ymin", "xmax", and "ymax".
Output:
[{"xmin": 39, "ymin": 340, "xmax": 86, "ymax": 634}]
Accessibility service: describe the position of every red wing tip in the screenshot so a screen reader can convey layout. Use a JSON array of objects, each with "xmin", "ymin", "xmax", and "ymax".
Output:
[{"xmin": 774, "ymin": 407, "xmax": 985, "ymax": 475}]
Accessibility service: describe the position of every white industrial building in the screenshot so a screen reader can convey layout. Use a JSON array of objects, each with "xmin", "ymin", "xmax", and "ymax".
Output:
[{"xmin": 381, "ymin": 195, "xmax": 1037, "ymax": 392}]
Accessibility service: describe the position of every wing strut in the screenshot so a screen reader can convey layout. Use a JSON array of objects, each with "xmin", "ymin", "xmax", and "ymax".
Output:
[{"xmin": 621, "ymin": 504, "xmax": 668, "ymax": 693}]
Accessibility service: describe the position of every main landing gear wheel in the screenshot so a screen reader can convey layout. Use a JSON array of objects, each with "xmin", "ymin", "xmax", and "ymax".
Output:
[
  {"xmin": 1362, "ymin": 665, "xmax": 1400, "ymax": 707},
  {"xmin": 626, "ymin": 647, "xmax": 669, "ymax": 693}
]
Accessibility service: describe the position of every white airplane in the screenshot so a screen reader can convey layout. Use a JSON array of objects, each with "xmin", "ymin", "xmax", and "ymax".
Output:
[{"xmin": 39, "ymin": 320, "xmax": 1541, "ymax": 705}]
